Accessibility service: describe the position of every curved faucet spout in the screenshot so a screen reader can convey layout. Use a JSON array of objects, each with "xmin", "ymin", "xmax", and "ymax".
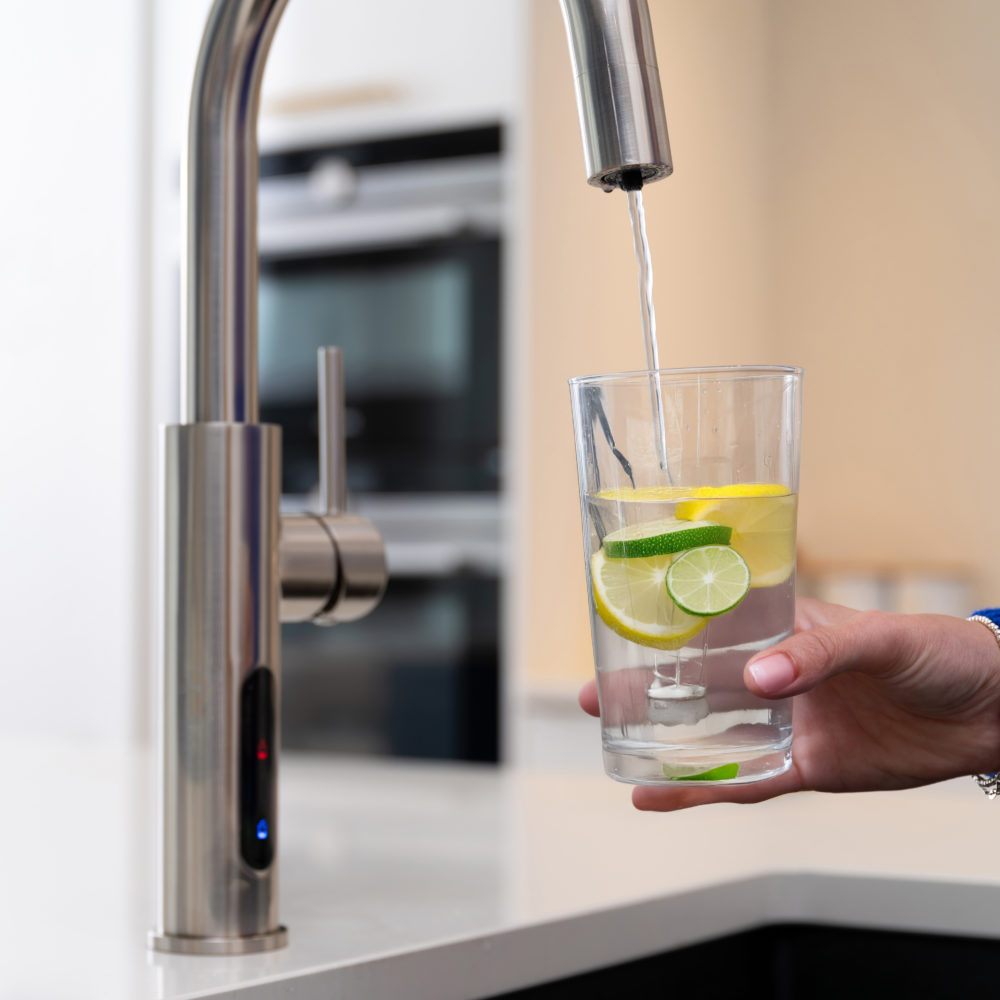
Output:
[
  {"xmin": 184, "ymin": 0, "xmax": 290, "ymax": 423},
  {"xmin": 182, "ymin": 0, "xmax": 672, "ymax": 424}
]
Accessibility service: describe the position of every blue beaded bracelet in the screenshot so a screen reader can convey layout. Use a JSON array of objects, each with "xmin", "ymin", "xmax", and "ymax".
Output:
[
  {"xmin": 968, "ymin": 609, "xmax": 1000, "ymax": 799},
  {"xmin": 970, "ymin": 607, "xmax": 1000, "ymax": 631}
]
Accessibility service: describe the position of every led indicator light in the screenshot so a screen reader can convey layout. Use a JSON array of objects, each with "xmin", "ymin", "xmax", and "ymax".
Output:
[
  {"xmin": 256, "ymin": 819, "xmax": 269, "ymax": 841},
  {"xmin": 256, "ymin": 738, "xmax": 269, "ymax": 760}
]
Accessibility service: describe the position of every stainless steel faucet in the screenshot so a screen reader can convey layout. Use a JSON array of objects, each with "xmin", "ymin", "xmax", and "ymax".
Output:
[
  {"xmin": 561, "ymin": 0, "xmax": 673, "ymax": 190},
  {"xmin": 150, "ymin": 0, "xmax": 672, "ymax": 956}
]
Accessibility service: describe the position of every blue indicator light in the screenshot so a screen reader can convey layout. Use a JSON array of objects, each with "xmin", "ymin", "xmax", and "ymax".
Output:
[{"xmin": 256, "ymin": 819, "xmax": 269, "ymax": 841}]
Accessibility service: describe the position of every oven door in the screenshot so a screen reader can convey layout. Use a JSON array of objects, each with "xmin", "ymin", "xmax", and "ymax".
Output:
[
  {"xmin": 281, "ymin": 571, "xmax": 500, "ymax": 762},
  {"xmin": 259, "ymin": 233, "xmax": 501, "ymax": 496}
]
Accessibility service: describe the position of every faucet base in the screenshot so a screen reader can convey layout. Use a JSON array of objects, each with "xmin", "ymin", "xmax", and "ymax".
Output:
[
  {"xmin": 156, "ymin": 423, "xmax": 285, "ymax": 950},
  {"xmin": 148, "ymin": 926, "xmax": 288, "ymax": 956}
]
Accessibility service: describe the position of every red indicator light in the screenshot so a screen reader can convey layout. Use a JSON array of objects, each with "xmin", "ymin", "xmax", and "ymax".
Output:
[{"xmin": 256, "ymin": 738, "xmax": 269, "ymax": 761}]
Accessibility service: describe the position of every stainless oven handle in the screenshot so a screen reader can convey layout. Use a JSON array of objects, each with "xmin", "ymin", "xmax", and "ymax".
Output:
[
  {"xmin": 383, "ymin": 541, "xmax": 503, "ymax": 578},
  {"xmin": 258, "ymin": 204, "xmax": 503, "ymax": 256}
]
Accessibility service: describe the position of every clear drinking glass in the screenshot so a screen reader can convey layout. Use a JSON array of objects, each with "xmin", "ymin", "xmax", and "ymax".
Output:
[{"xmin": 569, "ymin": 366, "xmax": 803, "ymax": 785}]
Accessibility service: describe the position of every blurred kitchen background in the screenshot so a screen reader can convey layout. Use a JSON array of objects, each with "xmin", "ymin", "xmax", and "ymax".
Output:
[{"xmin": 3, "ymin": 0, "xmax": 1000, "ymax": 766}]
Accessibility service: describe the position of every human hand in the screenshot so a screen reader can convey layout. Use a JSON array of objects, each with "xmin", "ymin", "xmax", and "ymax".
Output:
[{"xmin": 578, "ymin": 597, "xmax": 1000, "ymax": 811}]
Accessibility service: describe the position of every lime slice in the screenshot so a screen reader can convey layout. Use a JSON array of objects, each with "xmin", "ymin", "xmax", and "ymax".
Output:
[
  {"xmin": 590, "ymin": 549, "xmax": 707, "ymax": 650},
  {"xmin": 602, "ymin": 517, "xmax": 732, "ymax": 559},
  {"xmin": 665, "ymin": 545, "xmax": 751, "ymax": 617},
  {"xmin": 664, "ymin": 762, "xmax": 740, "ymax": 781},
  {"xmin": 675, "ymin": 485, "xmax": 797, "ymax": 588}
]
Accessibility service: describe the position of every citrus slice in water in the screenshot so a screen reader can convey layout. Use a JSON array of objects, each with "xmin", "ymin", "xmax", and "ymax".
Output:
[
  {"xmin": 596, "ymin": 486, "xmax": 691, "ymax": 502},
  {"xmin": 663, "ymin": 762, "xmax": 740, "ymax": 781},
  {"xmin": 674, "ymin": 484, "xmax": 796, "ymax": 588},
  {"xmin": 602, "ymin": 517, "xmax": 732, "ymax": 559},
  {"xmin": 665, "ymin": 544, "xmax": 751, "ymax": 617},
  {"xmin": 591, "ymin": 549, "xmax": 707, "ymax": 650}
]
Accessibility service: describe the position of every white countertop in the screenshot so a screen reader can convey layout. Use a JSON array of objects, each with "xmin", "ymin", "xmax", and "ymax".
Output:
[{"xmin": 7, "ymin": 737, "xmax": 1000, "ymax": 1000}]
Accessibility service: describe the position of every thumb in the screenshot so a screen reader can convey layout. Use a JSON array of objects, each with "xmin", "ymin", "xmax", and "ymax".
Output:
[{"xmin": 744, "ymin": 610, "xmax": 911, "ymax": 698}]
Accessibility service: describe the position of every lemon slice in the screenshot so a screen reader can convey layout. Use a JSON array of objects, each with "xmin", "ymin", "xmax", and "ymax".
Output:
[
  {"xmin": 675, "ymin": 484, "xmax": 797, "ymax": 588},
  {"xmin": 666, "ymin": 545, "xmax": 751, "ymax": 617},
  {"xmin": 590, "ymin": 549, "xmax": 707, "ymax": 650},
  {"xmin": 602, "ymin": 518, "xmax": 732, "ymax": 559},
  {"xmin": 596, "ymin": 486, "xmax": 692, "ymax": 501}
]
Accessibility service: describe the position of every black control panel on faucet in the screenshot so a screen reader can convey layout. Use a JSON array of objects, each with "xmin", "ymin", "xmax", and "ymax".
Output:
[{"xmin": 240, "ymin": 667, "xmax": 275, "ymax": 870}]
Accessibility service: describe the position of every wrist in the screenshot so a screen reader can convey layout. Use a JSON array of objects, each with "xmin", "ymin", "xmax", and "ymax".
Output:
[{"xmin": 968, "ymin": 609, "xmax": 1000, "ymax": 798}]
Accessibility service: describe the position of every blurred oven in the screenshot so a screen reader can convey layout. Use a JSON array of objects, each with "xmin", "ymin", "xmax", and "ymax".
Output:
[
  {"xmin": 279, "ymin": 498, "xmax": 501, "ymax": 762},
  {"xmin": 257, "ymin": 125, "xmax": 505, "ymax": 762}
]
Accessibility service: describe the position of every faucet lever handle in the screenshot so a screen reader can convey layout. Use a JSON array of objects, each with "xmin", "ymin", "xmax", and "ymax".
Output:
[
  {"xmin": 318, "ymin": 346, "xmax": 347, "ymax": 516},
  {"xmin": 278, "ymin": 347, "xmax": 388, "ymax": 626}
]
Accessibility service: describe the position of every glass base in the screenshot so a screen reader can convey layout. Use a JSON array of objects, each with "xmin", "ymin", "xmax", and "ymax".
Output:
[{"xmin": 603, "ymin": 743, "xmax": 792, "ymax": 786}]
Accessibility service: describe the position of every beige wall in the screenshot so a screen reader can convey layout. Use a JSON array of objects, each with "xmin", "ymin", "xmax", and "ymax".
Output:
[
  {"xmin": 515, "ymin": 0, "xmax": 1000, "ymax": 692},
  {"xmin": 771, "ymin": 1, "xmax": 1000, "ymax": 589}
]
